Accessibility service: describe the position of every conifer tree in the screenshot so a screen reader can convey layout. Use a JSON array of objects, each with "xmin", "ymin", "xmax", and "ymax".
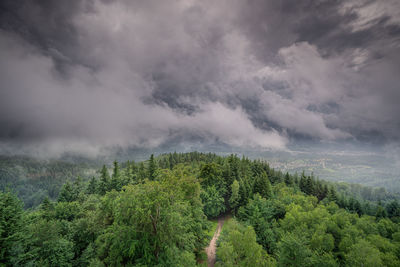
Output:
[
  {"xmin": 327, "ymin": 187, "xmax": 338, "ymax": 202},
  {"xmin": 58, "ymin": 181, "xmax": 75, "ymax": 202},
  {"xmin": 98, "ymin": 165, "xmax": 110, "ymax": 195},
  {"xmin": 138, "ymin": 162, "xmax": 146, "ymax": 181},
  {"xmin": 40, "ymin": 196, "xmax": 55, "ymax": 220},
  {"xmin": 86, "ymin": 176, "xmax": 98, "ymax": 194},
  {"xmin": 299, "ymin": 172, "xmax": 307, "ymax": 193},
  {"xmin": 305, "ymin": 176, "xmax": 314, "ymax": 195},
  {"xmin": 148, "ymin": 154, "xmax": 157, "ymax": 180},
  {"xmin": 254, "ymin": 171, "xmax": 273, "ymax": 199},
  {"xmin": 229, "ymin": 180, "xmax": 240, "ymax": 213},
  {"xmin": 0, "ymin": 191, "xmax": 23, "ymax": 264},
  {"xmin": 376, "ymin": 204, "xmax": 388, "ymax": 219},
  {"xmin": 73, "ymin": 176, "xmax": 83, "ymax": 197},
  {"xmin": 110, "ymin": 161, "xmax": 121, "ymax": 191},
  {"xmin": 284, "ymin": 172, "xmax": 293, "ymax": 186},
  {"xmin": 239, "ymin": 178, "xmax": 248, "ymax": 206}
]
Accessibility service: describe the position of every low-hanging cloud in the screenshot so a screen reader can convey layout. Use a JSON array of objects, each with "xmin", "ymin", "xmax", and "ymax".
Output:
[{"xmin": 0, "ymin": 0, "xmax": 399, "ymax": 156}]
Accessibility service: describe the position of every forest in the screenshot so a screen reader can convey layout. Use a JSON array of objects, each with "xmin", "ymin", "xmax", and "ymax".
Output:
[{"xmin": 1, "ymin": 152, "xmax": 400, "ymax": 266}]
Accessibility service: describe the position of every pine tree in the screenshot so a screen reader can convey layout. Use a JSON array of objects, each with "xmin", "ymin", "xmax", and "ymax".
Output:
[
  {"xmin": 40, "ymin": 196, "xmax": 54, "ymax": 220},
  {"xmin": 110, "ymin": 161, "xmax": 121, "ymax": 191},
  {"xmin": 148, "ymin": 154, "xmax": 157, "ymax": 180},
  {"xmin": 353, "ymin": 199, "xmax": 363, "ymax": 215},
  {"xmin": 168, "ymin": 154, "xmax": 175, "ymax": 169},
  {"xmin": 284, "ymin": 172, "xmax": 293, "ymax": 186},
  {"xmin": 98, "ymin": 165, "xmax": 110, "ymax": 195},
  {"xmin": 138, "ymin": 162, "xmax": 146, "ymax": 181},
  {"xmin": 376, "ymin": 205, "xmax": 388, "ymax": 219},
  {"xmin": 386, "ymin": 200, "xmax": 400, "ymax": 218},
  {"xmin": 254, "ymin": 171, "xmax": 273, "ymax": 199},
  {"xmin": 0, "ymin": 191, "xmax": 23, "ymax": 264},
  {"xmin": 73, "ymin": 176, "xmax": 83, "ymax": 197},
  {"xmin": 229, "ymin": 180, "xmax": 240, "ymax": 214},
  {"xmin": 129, "ymin": 161, "xmax": 138, "ymax": 183},
  {"xmin": 86, "ymin": 176, "xmax": 98, "ymax": 194},
  {"xmin": 58, "ymin": 181, "xmax": 75, "ymax": 202},
  {"xmin": 305, "ymin": 176, "xmax": 314, "ymax": 196},
  {"xmin": 41, "ymin": 196, "xmax": 53, "ymax": 211},
  {"xmin": 327, "ymin": 187, "xmax": 338, "ymax": 202},
  {"xmin": 238, "ymin": 178, "xmax": 248, "ymax": 206},
  {"xmin": 299, "ymin": 172, "xmax": 307, "ymax": 193},
  {"xmin": 321, "ymin": 184, "xmax": 329, "ymax": 200}
]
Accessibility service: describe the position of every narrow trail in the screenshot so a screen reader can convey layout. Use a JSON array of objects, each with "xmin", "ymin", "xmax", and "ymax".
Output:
[{"xmin": 205, "ymin": 216, "xmax": 226, "ymax": 267}]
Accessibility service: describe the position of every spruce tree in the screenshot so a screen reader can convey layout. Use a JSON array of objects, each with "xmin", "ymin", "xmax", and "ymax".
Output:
[
  {"xmin": 40, "ymin": 196, "xmax": 55, "ymax": 220},
  {"xmin": 299, "ymin": 172, "xmax": 307, "ymax": 193},
  {"xmin": 58, "ymin": 181, "xmax": 75, "ymax": 202},
  {"xmin": 138, "ymin": 162, "xmax": 146, "ymax": 181},
  {"xmin": 148, "ymin": 154, "xmax": 157, "ymax": 180},
  {"xmin": 86, "ymin": 176, "xmax": 98, "ymax": 194},
  {"xmin": 254, "ymin": 171, "xmax": 273, "ymax": 199},
  {"xmin": 284, "ymin": 172, "xmax": 293, "ymax": 186},
  {"xmin": 110, "ymin": 161, "xmax": 121, "ymax": 191},
  {"xmin": 305, "ymin": 176, "xmax": 314, "ymax": 195},
  {"xmin": 229, "ymin": 180, "xmax": 240, "ymax": 214},
  {"xmin": 0, "ymin": 191, "xmax": 23, "ymax": 264},
  {"xmin": 98, "ymin": 165, "xmax": 110, "ymax": 195},
  {"xmin": 327, "ymin": 187, "xmax": 338, "ymax": 202}
]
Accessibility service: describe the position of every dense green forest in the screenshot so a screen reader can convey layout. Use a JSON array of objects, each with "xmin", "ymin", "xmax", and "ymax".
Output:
[
  {"xmin": 0, "ymin": 156, "xmax": 97, "ymax": 208},
  {"xmin": 1, "ymin": 152, "xmax": 400, "ymax": 266}
]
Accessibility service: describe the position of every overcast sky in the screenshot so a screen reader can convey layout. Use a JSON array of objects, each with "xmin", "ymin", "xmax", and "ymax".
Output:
[{"xmin": 0, "ymin": 0, "xmax": 399, "ymax": 156}]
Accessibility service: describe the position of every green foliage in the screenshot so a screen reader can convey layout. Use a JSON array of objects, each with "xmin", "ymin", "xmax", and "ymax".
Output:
[
  {"xmin": 237, "ymin": 194, "xmax": 280, "ymax": 254},
  {"xmin": 98, "ymin": 165, "xmax": 110, "ymax": 195},
  {"xmin": 216, "ymin": 219, "xmax": 275, "ymax": 267},
  {"xmin": 345, "ymin": 240, "xmax": 383, "ymax": 266},
  {"xmin": 254, "ymin": 171, "xmax": 273, "ymax": 199},
  {"xmin": 229, "ymin": 180, "xmax": 240, "ymax": 213},
  {"xmin": 0, "ymin": 156, "xmax": 95, "ymax": 208},
  {"xmin": 86, "ymin": 176, "xmax": 98, "ymax": 195},
  {"xmin": 199, "ymin": 163, "xmax": 225, "ymax": 191},
  {"xmin": 95, "ymin": 170, "xmax": 206, "ymax": 265},
  {"xmin": 148, "ymin": 154, "xmax": 157, "ymax": 180},
  {"xmin": 58, "ymin": 181, "xmax": 77, "ymax": 202},
  {"xmin": 2, "ymin": 152, "xmax": 400, "ymax": 266},
  {"xmin": 0, "ymin": 191, "xmax": 23, "ymax": 265},
  {"xmin": 109, "ymin": 161, "xmax": 121, "ymax": 191},
  {"xmin": 277, "ymin": 233, "xmax": 314, "ymax": 267},
  {"xmin": 201, "ymin": 186, "xmax": 226, "ymax": 218}
]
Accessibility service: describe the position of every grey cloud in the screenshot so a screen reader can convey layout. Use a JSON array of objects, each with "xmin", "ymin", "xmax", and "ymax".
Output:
[{"xmin": 0, "ymin": 0, "xmax": 399, "ymax": 156}]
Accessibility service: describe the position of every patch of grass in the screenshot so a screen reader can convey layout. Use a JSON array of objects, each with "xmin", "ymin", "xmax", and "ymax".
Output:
[{"xmin": 205, "ymin": 219, "xmax": 219, "ymax": 241}]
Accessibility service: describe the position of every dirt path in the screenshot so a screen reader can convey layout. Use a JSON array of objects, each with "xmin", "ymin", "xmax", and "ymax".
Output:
[{"xmin": 205, "ymin": 216, "xmax": 226, "ymax": 267}]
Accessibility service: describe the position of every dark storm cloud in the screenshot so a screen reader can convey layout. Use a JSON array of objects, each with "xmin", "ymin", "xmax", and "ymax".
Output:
[{"xmin": 0, "ymin": 0, "xmax": 399, "ymax": 156}]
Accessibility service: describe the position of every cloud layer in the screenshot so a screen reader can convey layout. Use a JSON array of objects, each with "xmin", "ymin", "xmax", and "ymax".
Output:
[{"xmin": 0, "ymin": 0, "xmax": 399, "ymax": 155}]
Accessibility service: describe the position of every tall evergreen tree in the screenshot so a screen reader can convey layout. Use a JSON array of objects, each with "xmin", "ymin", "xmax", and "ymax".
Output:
[
  {"xmin": 86, "ymin": 176, "xmax": 98, "ymax": 194},
  {"xmin": 299, "ymin": 172, "xmax": 307, "ymax": 193},
  {"xmin": 40, "ymin": 196, "xmax": 55, "ymax": 220},
  {"xmin": 229, "ymin": 180, "xmax": 240, "ymax": 214},
  {"xmin": 327, "ymin": 187, "xmax": 338, "ymax": 202},
  {"xmin": 148, "ymin": 154, "xmax": 157, "ymax": 180},
  {"xmin": 110, "ymin": 161, "xmax": 121, "ymax": 191},
  {"xmin": 58, "ymin": 181, "xmax": 76, "ymax": 202},
  {"xmin": 305, "ymin": 176, "xmax": 314, "ymax": 195},
  {"xmin": 73, "ymin": 176, "xmax": 83, "ymax": 197},
  {"xmin": 138, "ymin": 162, "xmax": 146, "ymax": 181},
  {"xmin": 284, "ymin": 172, "xmax": 293, "ymax": 186},
  {"xmin": 0, "ymin": 191, "xmax": 23, "ymax": 265},
  {"xmin": 98, "ymin": 165, "xmax": 110, "ymax": 195},
  {"xmin": 387, "ymin": 200, "xmax": 400, "ymax": 218},
  {"xmin": 254, "ymin": 171, "xmax": 272, "ymax": 199}
]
